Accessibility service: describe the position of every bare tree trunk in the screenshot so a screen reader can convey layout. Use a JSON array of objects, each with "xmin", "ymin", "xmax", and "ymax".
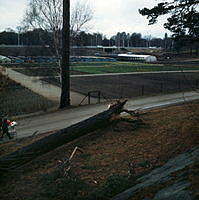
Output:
[{"xmin": 60, "ymin": 0, "xmax": 70, "ymax": 108}]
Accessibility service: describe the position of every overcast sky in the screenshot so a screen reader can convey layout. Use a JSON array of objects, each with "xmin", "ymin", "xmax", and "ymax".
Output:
[{"xmin": 0, "ymin": 0, "xmax": 170, "ymax": 39}]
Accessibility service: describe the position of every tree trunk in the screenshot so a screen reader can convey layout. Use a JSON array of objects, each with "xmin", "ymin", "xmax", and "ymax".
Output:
[
  {"xmin": 60, "ymin": 0, "xmax": 70, "ymax": 108},
  {"xmin": 0, "ymin": 100, "xmax": 127, "ymax": 174}
]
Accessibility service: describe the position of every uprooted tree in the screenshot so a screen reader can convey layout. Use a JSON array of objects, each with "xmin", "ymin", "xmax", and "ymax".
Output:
[{"xmin": 0, "ymin": 100, "xmax": 127, "ymax": 174}]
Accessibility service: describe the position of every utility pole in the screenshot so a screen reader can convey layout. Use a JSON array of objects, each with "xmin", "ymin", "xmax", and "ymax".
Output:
[
  {"xmin": 60, "ymin": 0, "xmax": 70, "ymax": 108},
  {"xmin": 16, "ymin": 26, "xmax": 21, "ymax": 46}
]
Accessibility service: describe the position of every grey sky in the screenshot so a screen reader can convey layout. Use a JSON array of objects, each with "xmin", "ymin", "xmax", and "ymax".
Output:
[{"xmin": 0, "ymin": 0, "xmax": 170, "ymax": 39}]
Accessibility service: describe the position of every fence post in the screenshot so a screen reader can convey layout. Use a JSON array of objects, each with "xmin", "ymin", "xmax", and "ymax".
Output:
[
  {"xmin": 88, "ymin": 92, "xmax": 91, "ymax": 105},
  {"xmin": 164, "ymin": 83, "xmax": 167, "ymax": 94},
  {"xmin": 196, "ymin": 80, "xmax": 199, "ymax": 89},
  {"xmin": 160, "ymin": 83, "xmax": 163, "ymax": 93},
  {"xmin": 141, "ymin": 85, "xmax": 144, "ymax": 96},
  {"xmin": 98, "ymin": 91, "xmax": 101, "ymax": 103},
  {"xmin": 178, "ymin": 80, "xmax": 181, "ymax": 90}
]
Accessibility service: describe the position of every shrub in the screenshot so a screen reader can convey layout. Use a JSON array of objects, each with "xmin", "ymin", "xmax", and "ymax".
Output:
[{"xmin": 39, "ymin": 168, "xmax": 89, "ymax": 200}]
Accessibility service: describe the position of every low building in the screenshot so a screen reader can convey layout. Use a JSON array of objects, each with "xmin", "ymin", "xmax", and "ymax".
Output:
[{"xmin": 117, "ymin": 54, "xmax": 157, "ymax": 62}]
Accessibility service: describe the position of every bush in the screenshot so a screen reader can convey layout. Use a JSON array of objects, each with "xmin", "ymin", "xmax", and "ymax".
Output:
[
  {"xmin": 39, "ymin": 169, "xmax": 135, "ymax": 200},
  {"xmin": 39, "ymin": 168, "xmax": 89, "ymax": 200},
  {"xmin": 82, "ymin": 174, "xmax": 134, "ymax": 200}
]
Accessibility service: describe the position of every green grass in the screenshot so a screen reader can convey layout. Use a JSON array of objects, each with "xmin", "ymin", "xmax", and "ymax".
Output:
[
  {"xmin": 72, "ymin": 61, "xmax": 160, "ymax": 68},
  {"xmin": 3, "ymin": 61, "xmax": 199, "ymax": 76},
  {"xmin": 71, "ymin": 62, "xmax": 199, "ymax": 74}
]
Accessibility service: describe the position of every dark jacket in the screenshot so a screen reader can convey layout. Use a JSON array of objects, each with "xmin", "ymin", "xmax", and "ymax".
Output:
[{"xmin": 2, "ymin": 119, "xmax": 8, "ymax": 131}]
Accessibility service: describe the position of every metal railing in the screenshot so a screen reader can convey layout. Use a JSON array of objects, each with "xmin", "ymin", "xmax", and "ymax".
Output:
[{"xmin": 79, "ymin": 90, "xmax": 109, "ymax": 105}]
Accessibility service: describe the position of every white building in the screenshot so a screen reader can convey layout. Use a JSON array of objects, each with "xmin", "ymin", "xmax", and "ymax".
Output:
[{"xmin": 117, "ymin": 54, "xmax": 157, "ymax": 62}]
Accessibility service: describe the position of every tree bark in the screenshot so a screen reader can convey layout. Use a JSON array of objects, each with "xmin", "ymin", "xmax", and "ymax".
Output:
[
  {"xmin": 60, "ymin": 0, "xmax": 70, "ymax": 108},
  {"xmin": 0, "ymin": 100, "xmax": 127, "ymax": 174}
]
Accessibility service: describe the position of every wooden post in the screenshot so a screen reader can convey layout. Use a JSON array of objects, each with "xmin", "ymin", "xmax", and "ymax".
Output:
[
  {"xmin": 160, "ymin": 83, "xmax": 163, "ymax": 93},
  {"xmin": 178, "ymin": 80, "xmax": 181, "ymax": 90},
  {"xmin": 141, "ymin": 85, "xmax": 144, "ymax": 96},
  {"xmin": 88, "ymin": 92, "xmax": 91, "ymax": 104},
  {"xmin": 196, "ymin": 80, "xmax": 199, "ymax": 89},
  {"xmin": 98, "ymin": 91, "xmax": 101, "ymax": 103}
]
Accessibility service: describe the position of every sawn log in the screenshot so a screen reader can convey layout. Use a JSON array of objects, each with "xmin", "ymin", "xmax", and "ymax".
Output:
[{"xmin": 0, "ymin": 100, "xmax": 127, "ymax": 174}]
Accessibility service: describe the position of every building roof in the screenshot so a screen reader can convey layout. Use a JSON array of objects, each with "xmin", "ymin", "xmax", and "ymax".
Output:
[{"xmin": 118, "ymin": 54, "xmax": 155, "ymax": 58}]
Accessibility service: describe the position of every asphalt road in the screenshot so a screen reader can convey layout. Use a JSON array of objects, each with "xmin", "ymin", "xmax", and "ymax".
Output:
[{"xmin": 13, "ymin": 90, "xmax": 199, "ymax": 139}]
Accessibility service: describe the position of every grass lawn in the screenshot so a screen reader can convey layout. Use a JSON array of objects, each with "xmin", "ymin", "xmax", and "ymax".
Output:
[
  {"xmin": 2, "ymin": 61, "xmax": 199, "ymax": 76},
  {"xmin": 71, "ymin": 62, "xmax": 199, "ymax": 74}
]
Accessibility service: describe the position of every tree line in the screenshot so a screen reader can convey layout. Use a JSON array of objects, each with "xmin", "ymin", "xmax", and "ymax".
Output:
[
  {"xmin": 0, "ymin": 29, "xmax": 172, "ymax": 49},
  {"xmin": 0, "ymin": 0, "xmax": 198, "ymax": 55},
  {"xmin": 1, "ymin": 28, "xmax": 198, "ymax": 55}
]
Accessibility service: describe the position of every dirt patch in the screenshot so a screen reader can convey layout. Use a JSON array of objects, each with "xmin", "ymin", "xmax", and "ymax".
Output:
[
  {"xmin": 0, "ymin": 102, "xmax": 198, "ymax": 200},
  {"xmin": 12, "ymin": 68, "xmax": 89, "ymax": 76},
  {"xmin": 43, "ymin": 72, "xmax": 199, "ymax": 99},
  {"xmin": 14, "ymin": 67, "xmax": 59, "ymax": 77}
]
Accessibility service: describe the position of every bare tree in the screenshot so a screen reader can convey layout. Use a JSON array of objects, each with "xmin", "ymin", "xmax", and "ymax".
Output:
[
  {"xmin": 23, "ymin": 0, "xmax": 93, "ymax": 107},
  {"xmin": 70, "ymin": 1, "xmax": 93, "ymax": 38},
  {"xmin": 23, "ymin": 0, "xmax": 62, "ymax": 56},
  {"xmin": 23, "ymin": 0, "xmax": 93, "ymax": 55}
]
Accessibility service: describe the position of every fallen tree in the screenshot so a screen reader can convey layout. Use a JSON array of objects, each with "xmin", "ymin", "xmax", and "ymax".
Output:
[{"xmin": 0, "ymin": 100, "xmax": 127, "ymax": 174}]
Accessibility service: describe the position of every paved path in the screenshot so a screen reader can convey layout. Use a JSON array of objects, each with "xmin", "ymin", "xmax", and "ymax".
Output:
[
  {"xmin": 70, "ymin": 70, "xmax": 199, "ymax": 78},
  {"xmin": 13, "ymin": 70, "xmax": 199, "ymax": 79},
  {"xmin": 0, "ymin": 66, "xmax": 96, "ymax": 105},
  {"xmin": 11, "ymin": 90, "xmax": 199, "ymax": 139}
]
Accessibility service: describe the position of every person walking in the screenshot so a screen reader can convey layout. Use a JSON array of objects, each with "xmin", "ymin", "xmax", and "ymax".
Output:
[{"xmin": 0, "ymin": 117, "xmax": 13, "ymax": 140}]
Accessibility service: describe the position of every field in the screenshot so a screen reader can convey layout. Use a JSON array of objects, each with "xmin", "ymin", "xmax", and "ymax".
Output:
[
  {"xmin": 3, "ymin": 61, "xmax": 199, "ymax": 101},
  {"xmin": 1, "ymin": 60, "xmax": 199, "ymax": 199},
  {"xmin": 42, "ymin": 72, "xmax": 199, "ymax": 100},
  {"xmin": 3, "ymin": 61, "xmax": 199, "ymax": 77},
  {"xmin": 0, "ymin": 73, "xmax": 57, "ymax": 117},
  {"xmin": 71, "ymin": 61, "xmax": 199, "ymax": 74},
  {"xmin": 0, "ymin": 102, "xmax": 198, "ymax": 200}
]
